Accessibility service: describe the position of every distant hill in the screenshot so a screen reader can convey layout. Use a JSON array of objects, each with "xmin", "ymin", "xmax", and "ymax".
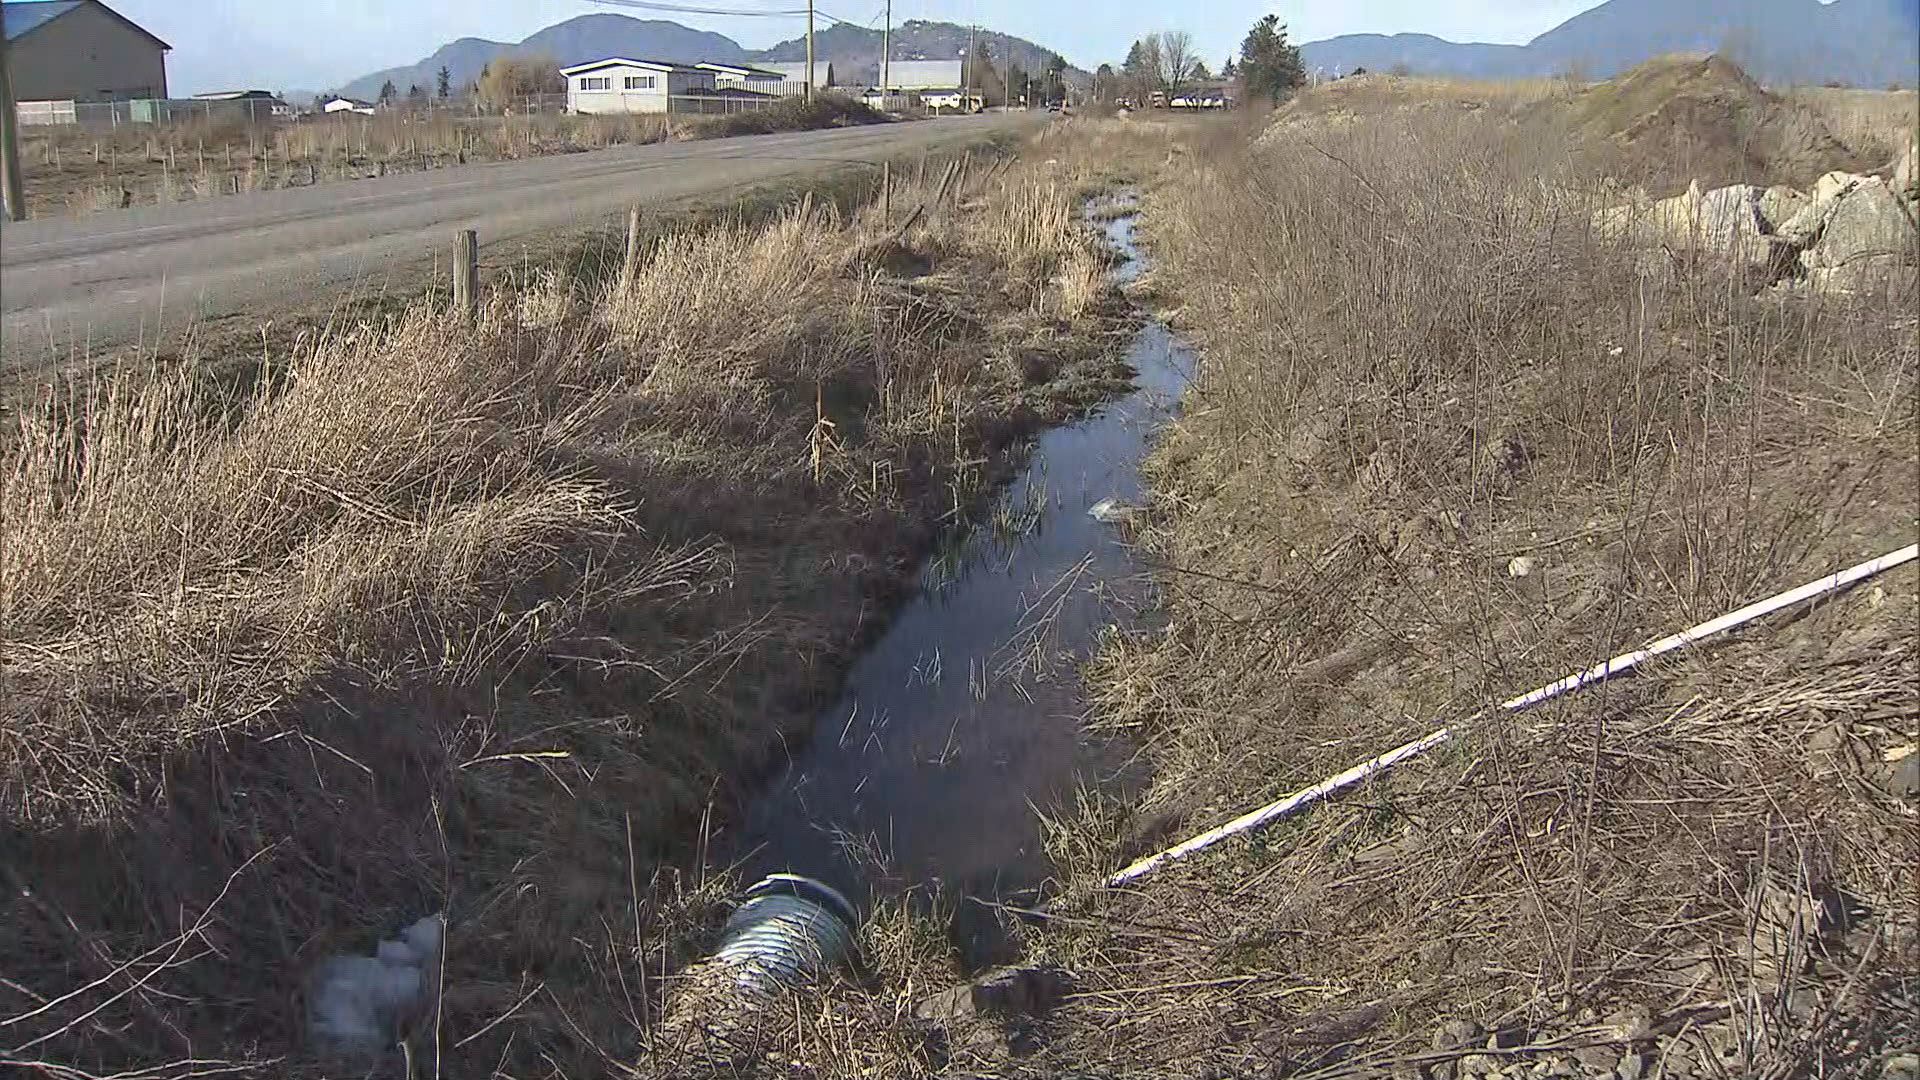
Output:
[
  {"xmin": 1302, "ymin": 0, "xmax": 1920, "ymax": 86},
  {"xmin": 334, "ymin": 15, "xmax": 1083, "ymax": 99},
  {"xmin": 334, "ymin": 15, "xmax": 748, "ymax": 100},
  {"xmin": 755, "ymin": 20, "xmax": 1090, "ymax": 87}
]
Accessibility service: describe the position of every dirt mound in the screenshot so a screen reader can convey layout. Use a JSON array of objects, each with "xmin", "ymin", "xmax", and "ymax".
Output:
[{"xmin": 1568, "ymin": 53, "xmax": 1867, "ymax": 191}]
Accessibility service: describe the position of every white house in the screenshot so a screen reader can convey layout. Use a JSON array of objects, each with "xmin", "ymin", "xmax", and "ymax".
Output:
[
  {"xmin": 322, "ymin": 96, "xmax": 375, "ymax": 116},
  {"xmin": 562, "ymin": 58, "xmax": 713, "ymax": 114}
]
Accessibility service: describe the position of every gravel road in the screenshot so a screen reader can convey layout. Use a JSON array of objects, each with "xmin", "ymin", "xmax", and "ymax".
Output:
[{"xmin": 0, "ymin": 115, "xmax": 1033, "ymax": 370}]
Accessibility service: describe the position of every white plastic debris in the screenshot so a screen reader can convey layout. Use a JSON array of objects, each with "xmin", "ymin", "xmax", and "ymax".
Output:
[
  {"xmin": 309, "ymin": 914, "xmax": 444, "ymax": 1060},
  {"xmin": 1507, "ymin": 555, "xmax": 1538, "ymax": 579},
  {"xmin": 1089, "ymin": 498, "xmax": 1142, "ymax": 525}
]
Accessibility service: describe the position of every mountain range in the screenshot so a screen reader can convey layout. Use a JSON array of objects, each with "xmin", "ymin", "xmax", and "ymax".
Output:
[
  {"xmin": 332, "ymin": 15, "xmax": 1084, "ymax": 100},
  {"xmin": 1301, "ymin": 0, "xmax": 1920, "ymax": 87}
]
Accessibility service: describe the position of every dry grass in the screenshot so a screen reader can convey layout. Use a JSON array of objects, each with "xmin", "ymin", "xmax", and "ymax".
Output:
[
  {"xmin": 0, "ymin": 131, "xmax": 1140, "ymax": 1077},
  {"xmin": 1005, "ymin": 86, "xmax": 1918, "ymax": 1077},
  {"xmin": 1788, "ymin": 86, "xmax": 1920, "ymax": 166},
  {"xmin": 681, "ymin": 94, "xmax": 887, "ymax": 140},
  {"xmin": 18, "ymin": 101, "xmax": 866, "ymax": 218}
]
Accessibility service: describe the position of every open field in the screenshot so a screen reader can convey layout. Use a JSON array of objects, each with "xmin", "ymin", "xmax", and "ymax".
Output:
[
  {"xmin": 0, "ymin": 114, "xmax": 1034, "ymax": 370},
  {"xmin": 14, "ymin": 96, "xmax": 892, "ymax": 220},
  {"xmin": 0, "ymin": 122, "xmax": 1145, "ymax": 1077}
]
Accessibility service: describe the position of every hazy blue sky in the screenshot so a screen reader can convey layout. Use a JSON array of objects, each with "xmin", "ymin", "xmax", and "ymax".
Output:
[{"xmin": 107, "ymin": 0, "xmax": 1617, "ymax": 94}]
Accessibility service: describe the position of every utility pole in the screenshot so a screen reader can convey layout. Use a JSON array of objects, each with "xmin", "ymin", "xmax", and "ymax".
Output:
[
  {"xmin": 0, "ymin": 3, "xmax": 26, "ymax": 222},
  {"xmin": 968, "ymin": 23, "xmax": 978, "ymax": 111},
  {"xmin": 805, "ymin": 0, "xmax": 816, "ymax": 100},
  {"xmin": 881, "ymin": 0, "xmax": 891, "ymax": 103},
  {"xmin": 1004, "ymin": 46, "xmax": 1012, "ymax": 109}
]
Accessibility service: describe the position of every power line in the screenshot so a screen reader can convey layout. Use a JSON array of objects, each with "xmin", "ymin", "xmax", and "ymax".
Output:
[
  {"xmin": 587, "ymin": 0, "xmax": 860, "ymax": 24},
  {"xmin": 588, "ymin": 0, "xmax": 807, "ymax": 19}
]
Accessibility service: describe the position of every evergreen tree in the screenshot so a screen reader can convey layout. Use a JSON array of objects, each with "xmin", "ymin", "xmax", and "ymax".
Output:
[{"xmin": 1238, "ymin": 15, "xmax": 1305, "ymax": 103}]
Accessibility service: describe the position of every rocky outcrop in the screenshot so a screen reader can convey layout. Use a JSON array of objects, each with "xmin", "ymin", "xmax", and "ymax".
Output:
[
  {"xmin": 1591, "ymin": 181, "xmax": 1774, "ymax": 266},
  {"xmin": 1893, "ymin": 136, "xmax": 1918, "ymax": 202},
  {"xmin": 1595, "ymin": 168, "xmax": 1918, "ymax": 296},
  {"xmin": 1791, "ymin": 174, "xmax": 1919, "ymax": 295},
  {"xmin": 1802, "ymin": 176, "xmax": 1916, "ymax": 268},
  {"xmin": 1758, "ymin": 185, "xmax": 1809, "ymax": 233}
]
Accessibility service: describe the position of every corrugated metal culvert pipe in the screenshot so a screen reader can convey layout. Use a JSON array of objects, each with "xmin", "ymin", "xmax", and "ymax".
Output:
[{"xmin": 709, "ymin": 873, "xmax": 862, "ymax": 1001}]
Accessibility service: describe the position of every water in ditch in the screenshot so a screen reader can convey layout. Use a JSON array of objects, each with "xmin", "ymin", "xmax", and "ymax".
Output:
[{"xmin": 728, "ymin": 199, "xmax": 1191, "ymax": 913}]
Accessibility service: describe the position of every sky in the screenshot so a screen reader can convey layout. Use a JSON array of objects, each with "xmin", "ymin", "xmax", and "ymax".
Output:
[{"xmin": 99, "ymin": 0, "xmax": 1623, "ymax": 95}]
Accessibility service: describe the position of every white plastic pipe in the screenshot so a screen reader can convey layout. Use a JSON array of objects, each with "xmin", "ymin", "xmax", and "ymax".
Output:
[{"xmin": 1107, "ymin": 543, "xmax": 1918, "ymax": 887}]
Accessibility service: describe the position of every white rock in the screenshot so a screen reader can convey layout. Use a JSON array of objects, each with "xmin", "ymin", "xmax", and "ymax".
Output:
[
  {"xmin": 1507, "ymin": 556, "xmax": 1538, "ymax": 579},
  {"xmin": 1802, "ymin": 176, "xmax": 1915, "ymax": 270},
  {"xmin": 401, "ymin": 914, "xmax": 444, "ymax": 962},
  {"xmin": 308, "ymin": 914, "xmax": 445, "ymax": 1061},
  {"xmin": 1758, "ymin": 186, "xmax": 1809, "ymax": 232},
  {"xmin": 309, "ymin": 956, "xmax": 423, "ymax": 1059},
  {"xmin": 1894, "ymin": 137, "xmax": 1918, "ymax": 200}
]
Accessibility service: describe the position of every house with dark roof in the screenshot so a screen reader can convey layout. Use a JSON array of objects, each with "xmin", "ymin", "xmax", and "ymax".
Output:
[{"xmin": 2, "ymin": 0, "xmax": 170, "ymax": 101}]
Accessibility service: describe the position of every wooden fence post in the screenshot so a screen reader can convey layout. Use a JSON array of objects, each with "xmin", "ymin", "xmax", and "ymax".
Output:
[
  {"xmin": 453, "ymin": 229, "xmax": 478, "ymax": 319},
  {"xmin": 881, "ymin": 159, "xmax": 891, "ymax": 222},
  {"xmin": 622, "ymin": 206, "xmax": 643, "ymax": 282}
]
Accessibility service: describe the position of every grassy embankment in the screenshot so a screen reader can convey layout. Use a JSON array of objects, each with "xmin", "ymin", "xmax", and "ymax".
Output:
[
  {"xmin": 1018, "ymin": 65, "xmax": 1919, "ymax": 1078},
  {"xmin": 0, "ymin": 125, "xmax": 1139, "ymax": 1077},
  {"xmin": 620, "ymin": 67, "xmax": 1920, "ymax": 1080},
  {"xmin": 17, "ymin": 95, "xmax": 889, "ymax": 217}
]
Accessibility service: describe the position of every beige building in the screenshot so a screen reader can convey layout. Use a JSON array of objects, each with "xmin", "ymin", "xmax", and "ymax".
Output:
[{"xmin": 3, "ymin": 0, "xmax": 170, "ymax": 102}]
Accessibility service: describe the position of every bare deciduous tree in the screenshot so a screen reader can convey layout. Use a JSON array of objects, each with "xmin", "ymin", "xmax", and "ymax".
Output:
[
  {"xmin": 476, "ymin": 56, "xmax": 563, "ymax": 112},
  {"xmin": 1156, "ymin": 30, "xmax": 1200, "ymax": 94}
]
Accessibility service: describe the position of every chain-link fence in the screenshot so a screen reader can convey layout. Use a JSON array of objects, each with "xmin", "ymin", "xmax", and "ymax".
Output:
[{"xmin": 18, "ymin": 97, "xmax": 292, "ymax": 130}]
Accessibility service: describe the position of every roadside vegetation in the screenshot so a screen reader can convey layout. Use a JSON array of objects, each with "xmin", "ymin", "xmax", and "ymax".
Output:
[
  {"xmin": 684, "ymin": 94, "xmax": 887, "ymax": 139},
  {"xmin": 0, "ymin": 130, "xmax": 1136, "ymax": 1077},
  {"xmin": 15, "ymin": 92, "xmax": 892, "ymax": 219},
  {"xmin": 5, "ymin": 39, "xmax": 1915, "ymax": 1080},
  {"xmin": 1021, "ymin": 59, "xmax": 1918, "ymax": 1079},
  {"xmin": 579, "ymin": 57, "xmax": 1919, "ymax": 1080}
]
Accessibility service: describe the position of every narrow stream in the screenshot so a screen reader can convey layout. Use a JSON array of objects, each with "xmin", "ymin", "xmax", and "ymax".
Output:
[{"xmin": 730, "ymin": 200, "xmax": 1192, "ymax": 912}]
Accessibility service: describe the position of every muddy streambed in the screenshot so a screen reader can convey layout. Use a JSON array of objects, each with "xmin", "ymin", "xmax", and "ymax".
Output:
[{"xmin": 727, "ymin": 200, "xmax": 1193, "ymax": 911}]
